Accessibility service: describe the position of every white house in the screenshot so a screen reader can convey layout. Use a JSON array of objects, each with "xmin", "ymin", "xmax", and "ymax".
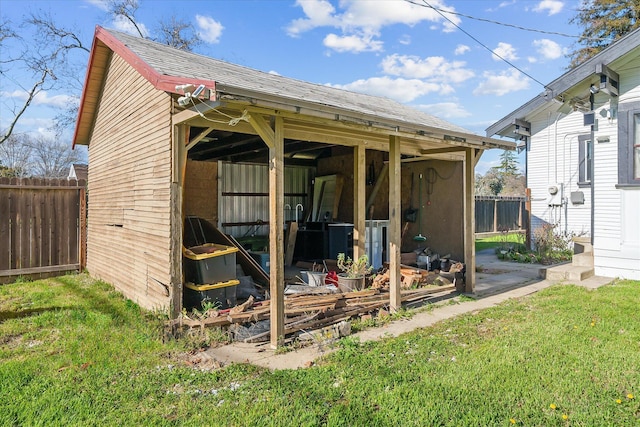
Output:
[{"xmin": 487, "ymin": 29, "xmax": 640, "ymax": 281}]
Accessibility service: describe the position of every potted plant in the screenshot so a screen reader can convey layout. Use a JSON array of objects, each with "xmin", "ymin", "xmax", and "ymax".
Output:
[{"xmin": 336, "ymin": 253, "xmax": 372, "ymax": 292}]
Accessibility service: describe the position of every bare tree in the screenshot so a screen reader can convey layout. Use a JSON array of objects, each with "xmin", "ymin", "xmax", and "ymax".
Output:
[
  {"xmin": 157, "ymin": 16, "xmax": 202, "ymax": 50},
  {"xmin": 0, "ymin": 134, "xmax": 33, "ymax": 177},
  {"xmin": 1, "ymin": 3, "xmax": 204, "ymax": 144},
  {"xmin": 0, "ymin": 13, "xmax": 90, "ymax": 144},
  {"xmin": 28, "ymin": 134, "xmax": 83, "ymax": 178}
]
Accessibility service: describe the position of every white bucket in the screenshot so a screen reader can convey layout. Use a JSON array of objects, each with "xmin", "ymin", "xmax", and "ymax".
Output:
[{"xmin": 306, "ymin": 271, "xmax": 327, "ymax": 286}]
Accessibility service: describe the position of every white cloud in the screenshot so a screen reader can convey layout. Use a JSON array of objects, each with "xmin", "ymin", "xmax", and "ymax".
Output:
[
  {"xmin": 328, "ymin": 76, "xmax": 447, "ymax": 103},
  {"xmin": 323, "ymin": 33, "xmax": 383, "ymax": 53},
  {"xmin": 533, "ymin": 0, "xmax": 564, "ymax": 16},
  {"xmin": 112, "ymin": 15, "xmax": 150, "ymax": 37},
  {"xmin": 1, "ymin": 90, "xmax": 75, "ymax": 108},
  {"xmin": 196, "ymin": 15, "xmax": 224, "ymax": 44},
  {"xmin": 268, "ymin": 70, "xmax": 281, "ymax": 76},
  {"xmin": 381, "ymin": 54, "xmax": 474, "ymax": 84},
  {"xmin": 85, "ymin": 0, "xmax": 108, "ymax": 11},
  {"xmin": 454, "ymin": 44, "xmax": 470, "ymax": 55},
  {"xmin": 415, "ymin": 102, "xmax": 471, "ymax": 119},
  {"xmin": 287, "ymin": 0, "xmax": 339, "ymax": 36},
  {"xmin": 527, "ymin": 56, "xmax": 538, "ymax": 63},
  {"xmin": 473, "ymin": 69, "xmax": 530, "ymax": 96},
  {"xmin": 492, "ymin": 42, "xmax": 518, "ymax": 61},
  {"xmin": 287, "ymin": 0, "xmax": 461, "ymax": 52},
  {"xmin": 399, "ymin": 34, "xmax": 411, "ymax": 45},
  {"xmin": 532, "ymin": 38, "xmax": 565, "ymax": 60}
]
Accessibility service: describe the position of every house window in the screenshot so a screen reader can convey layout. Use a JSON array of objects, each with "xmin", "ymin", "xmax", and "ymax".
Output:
[
  {"xmin": 578, "ymin": 134, "xmax": 592, "ymax": 186},
  {"xmin": 618, "ymin": 101, "xmax": 640, "ymax": 186}
]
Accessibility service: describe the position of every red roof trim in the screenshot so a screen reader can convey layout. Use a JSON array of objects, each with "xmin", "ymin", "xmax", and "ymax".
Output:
[
  {"xmin": 72, "ymin": 26, "xmax": 216, "ymax": 148},
  {"xmin": 94, "ymin": 26, "xmax": 217, "ymax": 94}
]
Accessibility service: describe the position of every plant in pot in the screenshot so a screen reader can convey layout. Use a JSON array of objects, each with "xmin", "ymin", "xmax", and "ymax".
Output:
[{"xmin": 336, "ymin": 253, "xmax": 373, "ymax": 293}]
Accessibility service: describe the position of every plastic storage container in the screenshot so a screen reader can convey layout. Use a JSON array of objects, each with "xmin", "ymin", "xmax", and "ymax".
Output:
[
  {"xmin": 183, "ymin": 244, "xmax": 238, "ymax": 284},
  {"xmin": 248, "ymin": 251, "xmax": 270, "ymax": 273},
  {"xmin": 183, "ymin": 279, "xmax": 240, "ymax": 310}
]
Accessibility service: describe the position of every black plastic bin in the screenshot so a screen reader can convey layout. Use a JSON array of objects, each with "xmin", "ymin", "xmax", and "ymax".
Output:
[
  {"xmin": 183, "ymin": 243, "xmax": 238, "ymax": 284},
  {"xmin": 183, "ymin": 279, "xmax": 240, "ymax": 310}
]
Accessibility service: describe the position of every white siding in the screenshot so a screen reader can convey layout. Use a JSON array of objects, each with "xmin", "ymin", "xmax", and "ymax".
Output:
[
  {"xmin": 593, "ymin": 59, "xmax": 640, "ymax": 279},
  {"xmin": 527, "ymin": 107, "xmax": 592, "ymax": 240}
]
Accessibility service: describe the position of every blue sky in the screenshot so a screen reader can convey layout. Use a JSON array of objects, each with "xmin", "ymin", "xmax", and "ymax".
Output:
[{"xmin": 0, "ymin": 0, "xmax": 585, "ymax": 174}]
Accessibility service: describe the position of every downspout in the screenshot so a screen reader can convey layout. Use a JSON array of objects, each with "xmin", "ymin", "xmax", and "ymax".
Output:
[{"xmin": 590, "ymin": 127, "xmax": 595, "ymax": 246}]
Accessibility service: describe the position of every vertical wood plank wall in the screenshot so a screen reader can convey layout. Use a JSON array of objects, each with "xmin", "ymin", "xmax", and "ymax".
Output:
[
  {"xmin": 86, "ymin": 53, "xmax": 173, "ymax": 310},
  {"xmin": 0, "ymin": 177, "xmax": 85, "ymax": 283}
]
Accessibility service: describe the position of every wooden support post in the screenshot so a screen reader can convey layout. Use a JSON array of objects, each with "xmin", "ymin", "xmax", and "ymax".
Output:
[
  {"xmin": 79, "ymin": 185, "xmax": 87, "ymax": 271},
  {"xmin": 269, "ymin": 116, "xmax": 285, "ymax": 348},
  {"xmin": 353, "ymin": 145, "xmax": 366, "ymax": 260},
  {"xmin": 170, "ymin": 124, "xmax": 188, "ymax": 319},
  {"xmin": 388, "ymin": 135, "xmax": 402, "ymax": 311},
  {"xmin": 493, "ymin": 198, "xmax": 498, "ymax": 233},
  {"xmin": 463, "ymin": 148, "xmax": 476, "ymax": 293}
]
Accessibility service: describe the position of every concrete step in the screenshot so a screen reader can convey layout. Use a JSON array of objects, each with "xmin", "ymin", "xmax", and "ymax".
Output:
[
  {"xmin": 539, "ymin": 263, "xmax": 595, "ymax": 282},
  {"xmin": 573, "ymin": 240, "xmax": 593, "ymax": 254},
  {"xmin": 572, "ymin": 252, "xmax": 594, "ymax": 268}
]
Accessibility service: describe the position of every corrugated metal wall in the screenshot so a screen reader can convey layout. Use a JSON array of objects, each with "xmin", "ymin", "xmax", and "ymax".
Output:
[{"xmin": 218, "ymin": 162, "xmax": 314, "ymax": 238}]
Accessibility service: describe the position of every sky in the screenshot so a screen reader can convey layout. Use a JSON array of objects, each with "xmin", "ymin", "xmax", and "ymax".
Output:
[{"xmin": 0, "ymin": 0, "xmax": 587, "ymax": 174}]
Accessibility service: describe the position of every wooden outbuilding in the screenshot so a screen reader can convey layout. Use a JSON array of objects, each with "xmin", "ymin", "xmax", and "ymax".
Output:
[{"xmin": 73, "ymin": 26, "xmax": 514, "ymax": 347}]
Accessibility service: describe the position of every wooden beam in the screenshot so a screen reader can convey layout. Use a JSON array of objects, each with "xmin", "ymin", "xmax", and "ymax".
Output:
[
  {"xmin": 463, "ymin": 148, "xmax": 476, "ymax": 293},
  {"xmin": 474, "ymin": 148, "xmax": 483, "ymax": 167},
  {"xmin": 353, "ymin": 145, "xmax": 366, "ymax": 260},
  {"xmin": 419, "ymin": 147, "xmax": 466, "ymax": 155},
  {"xmin": 246, "ymin": 111, "xmax": 275, "ymax": 148},
  {"xmin": 269, "ymin": 115, "xmax": 285, "ymax": 348},
  {"xmin": 187, "ymin": 127, "xmax": 214, "ymax": 151},
  {"xmin": 172, "ymin": 100, "xmax": 223, "ymax": 125},
  {"xmin": 388, "ymin": 135, "xmax": 402, "ymax": 311},
  {"xmin": 365, "ymin": 163, "xmax": 389, "ymax": 212}
]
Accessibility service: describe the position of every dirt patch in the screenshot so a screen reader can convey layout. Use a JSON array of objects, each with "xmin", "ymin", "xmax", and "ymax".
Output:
[
  {"xmin": 176, "ymin": 349, "xmax": 224, "ymax": 371},
  {"xmin": 0, "ymin": 333, "xmax": 23, "ymax": 349}
]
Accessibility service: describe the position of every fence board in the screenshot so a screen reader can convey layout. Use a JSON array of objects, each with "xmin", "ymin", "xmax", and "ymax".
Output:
[
  {"xmin": 475, "ymin": 196, "xmax": 526, "ymax": 235},
  {"xmin": 0, "ymin": 177, "xmax": 85, "ymax": 283}
]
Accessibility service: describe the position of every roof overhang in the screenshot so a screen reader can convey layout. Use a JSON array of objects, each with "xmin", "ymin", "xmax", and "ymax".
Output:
[
  {"xmin": 486, "ymin": 28, "xmax": 640, "ymax": 139},
  {"xmin": 73, "ymin": 26, "xmax": 216, "ymax": 148}
]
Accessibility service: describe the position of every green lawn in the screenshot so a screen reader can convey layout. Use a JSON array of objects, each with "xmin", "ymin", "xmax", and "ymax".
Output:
[
  {"xmin": 1, "ymin": 274, "xmax": 638, "ymax": 426},
  {"xmin": 475, "ymin": 233, "xmax": 525, "ymax": 253}
]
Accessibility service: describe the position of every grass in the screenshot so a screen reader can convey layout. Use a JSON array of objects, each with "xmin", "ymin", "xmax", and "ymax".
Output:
[
  {"xmin": 475, "ymin": 232, "xmax": 524, "ymax": 253},
  {"xmin": 1, "ymin": 274, "xmax": 639, "ymax": 426}
]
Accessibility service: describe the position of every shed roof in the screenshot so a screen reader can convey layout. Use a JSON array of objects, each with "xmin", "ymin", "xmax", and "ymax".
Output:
[
  {"xmin": 486, "ymin": 28, "xmax": 640, "ymax": 138},
  {"xmin": 74, "ymin": 26, "xmax": 513, "ymax": 150}
]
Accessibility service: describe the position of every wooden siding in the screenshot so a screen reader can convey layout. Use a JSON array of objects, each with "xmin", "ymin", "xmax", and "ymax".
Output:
[
  {"xmin": 183, "ymin": 160, "xmax": 218, "ymax": 225},
  {"xmin": 593, "ymin": 59, "xmax": 640, "ymax": 279},
  {"xmin": 86, "ymin": 52, "xmax": 173, "ymax": 309}
]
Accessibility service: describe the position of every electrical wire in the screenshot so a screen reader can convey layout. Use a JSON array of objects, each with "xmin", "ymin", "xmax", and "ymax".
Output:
[
  {"xmin": 404, "ymin": 0, "xmax": 609, "ymax": 41},
  {"xmin": 187, "ymin": 97, "xmax": 249, "ymax": 126},
  {"xmin": 415, "ymin": 0, "xmax": 548, "ymax": 89}
]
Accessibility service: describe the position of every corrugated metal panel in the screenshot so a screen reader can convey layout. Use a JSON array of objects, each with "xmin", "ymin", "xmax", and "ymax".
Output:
[{"xmin": 219, "ymin": 162, "xmax": 314, "ymax": 238}]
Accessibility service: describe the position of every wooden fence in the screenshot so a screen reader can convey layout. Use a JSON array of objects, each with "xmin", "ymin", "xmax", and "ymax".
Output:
[
  {"xmin": 0, "ymin": 177, "xmax": 86, "ymax": 283},
  {"xmin": 475, "ymin": 195, "xmax": 528, "ymax": 234}
]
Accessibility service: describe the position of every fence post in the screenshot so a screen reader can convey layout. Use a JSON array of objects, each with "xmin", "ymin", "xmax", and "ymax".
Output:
[
  {"xmin": 79, "ymin": 181, "xmax": 87, "ymax": 271},
  {"xmin": 492, "ymin": 199, "xmax": 498, "ymax": 233}
]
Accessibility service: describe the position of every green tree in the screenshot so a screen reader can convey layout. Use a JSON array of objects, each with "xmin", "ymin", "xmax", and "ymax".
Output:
[
  {"xmin": 498, "ymin": 149, "xmax": 518, "ymax": 176},
  {"xmin": 568, "ymin": 0, "xmax": 640, "ymax": 68}
]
